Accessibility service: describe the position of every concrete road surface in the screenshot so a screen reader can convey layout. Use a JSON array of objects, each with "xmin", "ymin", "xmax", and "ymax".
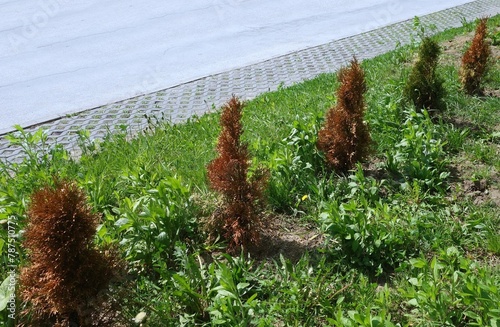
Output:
[{"xmin": 0, "ymin": 0, "xmax": 472, "ymax": 134}]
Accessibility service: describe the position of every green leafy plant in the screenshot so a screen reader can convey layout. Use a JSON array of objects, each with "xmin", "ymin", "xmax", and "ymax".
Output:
[
  {"xmin": 266, "ymin": 254, "xmax": 344, "ymax": 324},
  {"xmin": 266, "ymin": 115, "xmax": 324, "ymax": 213},
  {"xmin": 171, "ymin": 247, "xmax": 215, "ymax": 324},
  {"xmin": 208, "ymin": 255, "xmax": 260, "ymax": 326},
  {"xmin": 327, "ymin": 308, "xmax": 398, "ymax": 327},
  {"xmin": 317, "ymin": 58, "xmax": 372, "ymax": 174},
  {"xmin": 460, "ymin": 18, "xmax": 492, "ymax": 95},
  {"xmin": 0, "ymin": 126, "xmax": 74, "ymax": 214},
  {"xmin": 401, "ymin": 248, "xmax": 500, "ymax": 326},
  {"xmin": 385, "ymin": 109, "xmax": 449, "ymax": 193},
  {"xmin": 403, "ymin": 37, "xmax": 446, "ymax": 112},
  {"xmin": 320, "ymin": 169, "xmax": 420, "ymax": 273},
  {"xmin": 172, "ymin": 250, "xmax": 262, "ymax": 326},
  {"xmin": 207, "ymin": 96, "xmax": 267, "ymax": 253},
  {"xmin": 491, "ymin": 29, "xmax": 500, "ymax": 46},
  {"xmin": 106, "ymin": 171, "xmax": 195, "ymax": 273}
]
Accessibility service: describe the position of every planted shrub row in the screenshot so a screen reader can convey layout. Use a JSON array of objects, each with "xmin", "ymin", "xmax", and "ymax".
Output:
[{"xmin": 13, "ymin": 18, "xmax": 496, "ymax": 325}]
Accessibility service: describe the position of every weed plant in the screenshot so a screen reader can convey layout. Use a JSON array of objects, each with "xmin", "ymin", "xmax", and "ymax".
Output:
[
  {"xmin": 104, "ymin": 171, "xmax": 196, "ymax": 274},
  {"xmin": 385, "ymin": 109, "xmax": 449, "ymax": 193},
  {"xmin": 266, "ymin": 114, "xmax": 325, "ymax": 213},
  {"xmin": 399, "ymin": 248, "xmax": 500, "ymax": 326}
]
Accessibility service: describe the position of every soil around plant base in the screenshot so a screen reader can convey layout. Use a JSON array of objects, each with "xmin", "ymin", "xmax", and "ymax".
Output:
[
  {"xmin": 249, "ymin": 214, "xmax": 325, "ymax": 263},
  {"xmin": 441, "ymin": 26, "xmax": 500, "ymax": 97}
]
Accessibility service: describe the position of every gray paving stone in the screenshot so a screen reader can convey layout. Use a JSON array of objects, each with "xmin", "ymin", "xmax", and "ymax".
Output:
[{"xmin": 1, "ymin": 0, "xmax": 499, "ymax": 164}]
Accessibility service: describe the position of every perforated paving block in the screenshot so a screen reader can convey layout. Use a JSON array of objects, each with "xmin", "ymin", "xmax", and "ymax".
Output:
[{"xmin": 1, "ymin": 0, "xmax": 499, "ymax": 164}]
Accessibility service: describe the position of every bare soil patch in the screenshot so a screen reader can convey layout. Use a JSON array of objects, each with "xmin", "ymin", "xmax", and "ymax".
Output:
[
  {"xmin": 441, "ymin": 34, "xmax": 473, "ymax": 66},
  {"xmin": 449, "ymin": 154, "xmax": 500, "ymax": 207},
  {"xmin": 195, "ymin": 192, "xmax": 325, "ymax": 263},
  {"xmin": 249, "ymin": 214, "xmax": 325, "ymax": 263},
  {"xmin": 441, "ymin": 27, "xmax": 500, "ymax": 66}
]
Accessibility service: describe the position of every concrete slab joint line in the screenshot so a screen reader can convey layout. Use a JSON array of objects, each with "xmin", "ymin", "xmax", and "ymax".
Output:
[{"xmin": 0, "ymin": 0, "xmax": 499, "ymax": 164}]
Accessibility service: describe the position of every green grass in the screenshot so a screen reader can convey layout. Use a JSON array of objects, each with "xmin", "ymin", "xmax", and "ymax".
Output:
[{"xmin": 1, "ymin": 16, "xmax": 500, "ymax": 326}]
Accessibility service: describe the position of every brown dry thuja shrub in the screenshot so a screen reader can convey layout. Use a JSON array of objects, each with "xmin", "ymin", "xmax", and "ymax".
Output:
[
  {"xmin": 403, "ymin": 37, "xmax": 445, "ymax": 112},
  {"xmin": 317, "ymin": 58, "xmax": 371, "ymax": 174},
  {"xmin": 460, "ymin": 18, "xmax": 491, "ymax": 96},
  {"xmin": 19, "ymin": 181, "xmax": 123, "ymax": 327},
  {"xmin": 207, "ymin": 96, "xmax": 267, "ymax": 253}
]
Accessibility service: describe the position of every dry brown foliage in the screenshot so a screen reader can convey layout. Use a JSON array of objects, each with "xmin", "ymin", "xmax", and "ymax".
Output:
[
  {"xmin": 460, "ymin": 18, "xmax": 491, "ymax": 96},
  {"xmin": 207, "ymin": 96, "xmax": 267, "ymax": 253},
  {"xmin": 317, "ymin": 58, "xmax": 371, "ymax": 173},
  {"xmin": 19, "ymin": 181, "xmax": 123, "ymax": 327}
]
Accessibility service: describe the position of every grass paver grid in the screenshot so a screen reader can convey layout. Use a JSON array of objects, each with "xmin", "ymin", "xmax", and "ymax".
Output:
[{"xmin": 1, "ymin": 0, "xmax": 498, "ymax": 163}]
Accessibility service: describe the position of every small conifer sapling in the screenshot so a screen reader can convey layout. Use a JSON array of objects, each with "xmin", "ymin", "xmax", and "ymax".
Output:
[
  {"xmin": 460, "ymin": 17, "xmax": 491, "ymax": 96},
  {"xmin": 403, "ymin": 37, "xmax": 445, "ymax": 112},
  {"xmin": 207, "ymin": 96, "xmax": 267, "ymax": 253},
  {"xmin": 19, "ymin": 181, "xmax": 122, "ymax": 326},
  {"xmin": 317, "ymin": 58, "xmax": 372, "ymax": 174}
]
